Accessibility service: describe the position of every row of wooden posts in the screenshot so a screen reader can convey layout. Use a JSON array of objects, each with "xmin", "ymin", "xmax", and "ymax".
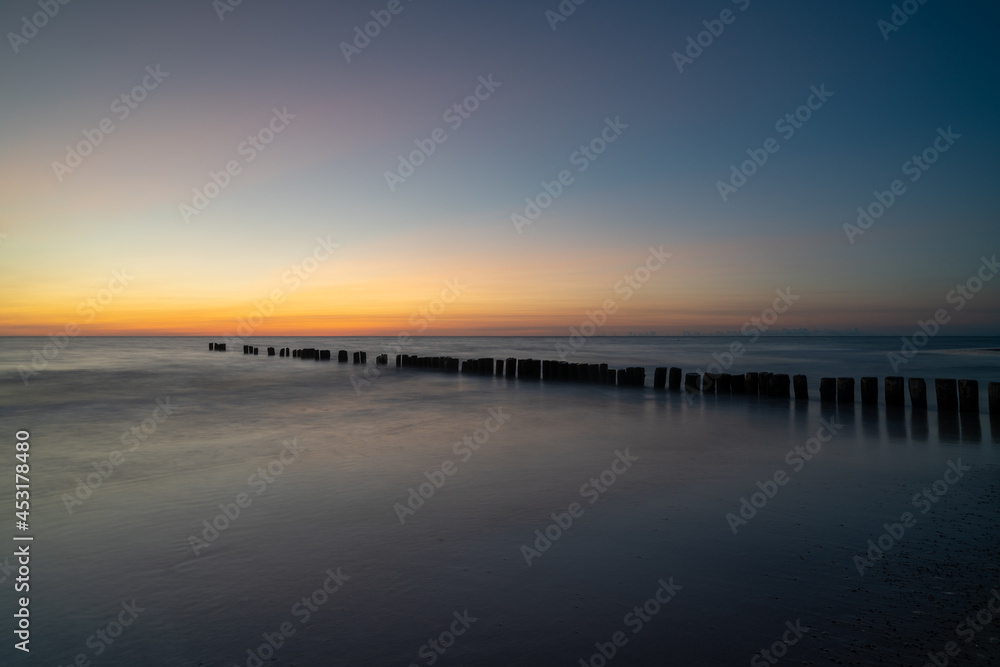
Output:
[{"xmin": 207, "ymin": 344, "xmax": 999, "ymax": 416}]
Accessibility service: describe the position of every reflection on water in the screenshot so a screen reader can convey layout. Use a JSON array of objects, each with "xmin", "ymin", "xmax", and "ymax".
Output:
[{"xmin": 0, "ymin": 337, "xmax": 997, "ymax": 666}]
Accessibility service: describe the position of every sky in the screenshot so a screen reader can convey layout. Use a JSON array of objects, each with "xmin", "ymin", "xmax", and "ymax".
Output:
[{"xmin": 0, "ymin": 0, "xmax": 998, "ymax": 335}]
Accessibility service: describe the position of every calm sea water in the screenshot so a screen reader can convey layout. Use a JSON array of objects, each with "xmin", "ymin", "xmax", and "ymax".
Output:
[{"xmin": 0, "ymin": 336, "xmax": 998, "ymax": 666}]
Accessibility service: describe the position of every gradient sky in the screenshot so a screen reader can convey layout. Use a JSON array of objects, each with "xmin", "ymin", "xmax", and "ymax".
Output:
[{"xmin": 1, "ymin": 0, "xmax": 998, "ymax": 335}]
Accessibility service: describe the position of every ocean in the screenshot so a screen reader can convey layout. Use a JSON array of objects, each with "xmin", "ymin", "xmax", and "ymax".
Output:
[{"xmin": 1, "ymin": 336, "xmax": 998, "ymax": 666}]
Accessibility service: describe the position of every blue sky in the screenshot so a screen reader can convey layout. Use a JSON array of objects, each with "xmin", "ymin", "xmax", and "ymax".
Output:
[{"xmin": 1, "ymin": 0, "xmax": 998, "ymax": 334}]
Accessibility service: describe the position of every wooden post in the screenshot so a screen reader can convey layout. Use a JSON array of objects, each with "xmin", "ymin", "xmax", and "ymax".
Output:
[
  {"xmin": 718, "ymin": 373, "xmax": 732, "ymax": 394},
  {"xmin": 268, "ymin": 347, "xmax": 276, "ymax": 356},
  {"xmin": 774, "ymin": 374, "xmax": 790, "ymax": 398},
  {"xmin": 819, "ymin": 378, "xmax": 836, "ymax": 404},
  {"xmin": 653, "ymin": 367, "xmax": 667, "ymax": 389},
  {"xmin": 745, "ymin": 372, "xmax": 759, "ymax": 396},
  {"xmin": 885, "ymin": 377, "xmax": 905, "ymax": 407},
  {"xmin": 837, "ymin": 377, "xmax": 854, "ymax": 404},
  {"xmin": 496, "ymin": 359, "xmax": 504, "ymax": 376},
  {"xmin": 702, "ymin": 373, "xmax": 717, "ymax": 394},
  {"xmin": 731, "ymin": 374, "xmax": 745, "ymax": 394},
  {"xmin": 935, "ymin": 379, "xmax": 959, "ymax": 412},
  {"xmin": 668, "ymin": 367, "xmax": 682, "ymax": 391},
  {"xmin": 209, "ymin": 343, "xmax": 214, "ymax": 350},
  {"xmin": 793, "ymin": 374, "xmax": 808, "ymax": 401},
  {"xmin": 505, "ymin": 358, "xmax": 517, "ymax": 378},
  {"xmin": 989, "ymin": 382, "xmax": 1000, "ymax": 417},
  {"xmin": 685, "ymin": 373, "xmax": 700, "ymax": 393},
  {"xmin": 907, "ymin": 378, "xmax": 927, "ymax": 410},
  {"xmin": 253, "ymin": 347, "xmax": 259, "ymax": 355},
  {"xmin": 860, "ymin": 377, "xmax": 878, "ymax": 405},
  {"xmin": 958, "ymin": 380, "xmax": 979, "ymax": 414}
]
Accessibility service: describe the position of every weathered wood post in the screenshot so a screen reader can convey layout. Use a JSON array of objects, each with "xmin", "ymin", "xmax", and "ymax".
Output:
[
  {"xmin": 745, "ymin": 372, "xmax": 759, "ymax": 396},
  {"xmin": 718, "ymin": 373, "xmax": 732, "ymax": 394},
  {"xmin": 958, "ymin": 380, "xmax": 979, "ymax": 414},
  {"xmin": 353, "ymin": 352, "xmax": 361, "ymax": 364},
  {"xmin": 209, "ymin": 343, "xmax": 214, "ymax": 350},
  {"xmin": 268, "ymin": 347, "xmax": 276, "ymax": 356},
  {"xmin": 653, "ymin": 367, "xmax": 667, "ymax": 389},
  {"xmin": 908, "ymin": 378, "xmax": 927, "ymax": 410},
  {"xmin": 757, "ymin": 372, "xmax": 774, "ymax": 397},
  {"xmin": 496, "ymin": 359, "xmax": 504, "ymax": 376},
  {"xmin": 885, "ymin": 377, "xmax": 905, "ymax": 408},
  {"xmin": 505, "ymin": 358, "xmax": 517, "ymax": 379},
  {"xmin": 860, "ymin": 377, "xmax": 878, "ymax": 405},
  {"xmin": 793, "ymin": 375, "xmax": 808, "ymax": 401},
  {"xmin": 254, "ymin": 347, "xmax": 259, "ymax": 355},
  {"xmin": 668, "ymin": 367, "xmax": 682, "ymax": 391},
  {"xmin": 935, "ymin": 379, "xmax": 959, "ymax": 412},
  {"xmin": 685, "ymin": 373, "xmax": 700, "ymax": 393},
  {"xmin": 731, "ymin": 373, "xmax": 745, "ymax": 394},
  {"xmin": 702, "ymin": 373, "xmax": 717, "ymax": 394},
  {"xmin": 837, "ymin": 377, "xmax": 854, "ymax": 404},
  {"xmin": 819, "ymin": 378, "xmax": 836, "ymax": 404},
  {"xmin": 988, "ymin": 382, "xmax": 1000, "ymax": 418}
]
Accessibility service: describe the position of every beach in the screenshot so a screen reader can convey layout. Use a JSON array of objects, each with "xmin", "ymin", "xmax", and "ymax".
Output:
[{"xmin": 1, "ymin": 336, "xmax": 998, "ymax": 665}]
